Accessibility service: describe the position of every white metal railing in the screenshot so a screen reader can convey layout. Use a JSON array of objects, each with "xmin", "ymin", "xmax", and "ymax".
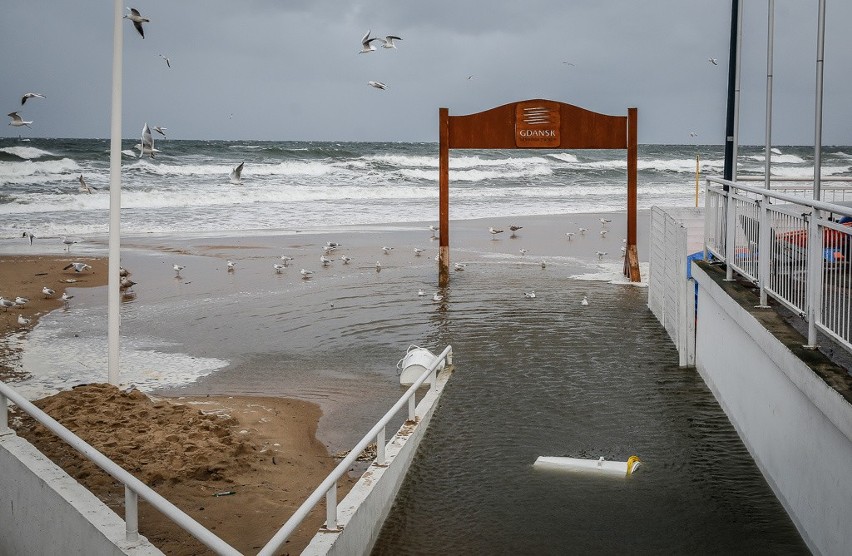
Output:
[
  {"xmin": 705, "ymin": 177, "xmax": 852, "ymax": 353},
  {"xmin": 737, "ymin": 176, "xmax": 852, "ymax": 204},
  {"xmin": 0, "ymin": 381, "xmax": 242, "ymax": 556},
  {"xmin": 257, "ymin": 344, "xmax": 453, "ymax": 556}
]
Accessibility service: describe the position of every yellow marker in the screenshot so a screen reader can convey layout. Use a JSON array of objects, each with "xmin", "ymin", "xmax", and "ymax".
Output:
[{"xmin": 626, "ymin": 455, "xmax": 641, "ymax": 476}]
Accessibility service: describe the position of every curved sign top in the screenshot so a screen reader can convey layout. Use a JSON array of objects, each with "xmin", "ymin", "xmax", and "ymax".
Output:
[{"xmin": 445, "ymin": 99, "xmax": 629, "ymax": 150}]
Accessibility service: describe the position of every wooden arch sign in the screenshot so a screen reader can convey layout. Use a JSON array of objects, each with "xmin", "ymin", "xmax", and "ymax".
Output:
[{"xmin": 438, "ymin": 99, "xmax": 639, "ymax": 286}]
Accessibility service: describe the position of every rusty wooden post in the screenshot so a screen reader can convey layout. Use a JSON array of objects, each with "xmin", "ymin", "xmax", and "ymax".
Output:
[
  {"xmin": 439, "ymin": 107, "xmax": 450, "ymax": 287},
  {"xmin": 624, "ymin": 107, "xmax": 641, "ymax": 282}
]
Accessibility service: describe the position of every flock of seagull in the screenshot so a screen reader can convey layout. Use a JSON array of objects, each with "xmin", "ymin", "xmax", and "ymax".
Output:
[{"xmin": 360, "ymin": 30, "xmax": 403, "ymax": 91}]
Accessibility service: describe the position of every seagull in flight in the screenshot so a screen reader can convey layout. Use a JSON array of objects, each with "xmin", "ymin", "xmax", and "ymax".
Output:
[
  {"xmin": 153, "ymin": 126, "xmax": 167, "ymax": 138},
  {"xmin": 230, "ymin": 162, "xmax": 244, "ymax": 184},
  {"xmin": 7, "ymin": 112, "xmax": 32, "ymax": 128},
  {"xmin": 708, "ymin": 57, "xmax": 718, "ymax": 65},
  {"xmin": 63, "ymin": 262, "xmax": 92, "ymax": 273},
  {"xmin": 124, "ymin": 8, "xmax": 149, "ymax": 38},
  {"xmin": 139, "ymin": 122, "xmax": 156, "ymax": 158},
  {"xmin": 21, "ymin": 92, "xmax": 46, "ymax": 105},
  {"xmin": 360, "ymin": 30, "xmax": 381, "ymax": 53},
  {"xmin": 78, "ymin": 174, "xmax": 94, "ymax": 194},
  {"xmin": 381, "ymin": 35, "xmax": 402, "ymax": 49},
  {"xmin": 368, "ymin": 81, "xmax": 387, "ymax": 90},
  {"xmin": 158, "ymin": 54, "xmax": 171, "ymax": 68}
]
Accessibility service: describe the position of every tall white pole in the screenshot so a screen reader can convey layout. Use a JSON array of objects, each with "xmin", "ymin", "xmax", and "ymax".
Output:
[
  {"xmin": 813, "ymin": 0, "xmax": 826, "ymax": 201},
  {"xmin": 764, "ymin": 0, "xmax": 775, "ymax": 190},
  {"xmin": 108, "ymin": 0, "xmax": 124, "ymax": 385}
]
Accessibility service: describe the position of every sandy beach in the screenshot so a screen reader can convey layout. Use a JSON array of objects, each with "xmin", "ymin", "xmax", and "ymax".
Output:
[{"xmin": 0, "ymin": 211, "xmax": 649, "ymax": 553}]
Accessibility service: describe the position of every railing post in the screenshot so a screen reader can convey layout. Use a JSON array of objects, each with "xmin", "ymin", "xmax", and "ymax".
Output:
[
  {"xmin": 325, "ymin": 483, "xmax": 338, "ymax": 531},
  {"xmin": 376, "ymin": 426, "xmax": 386, "ymax": 466},
  {"xmin": 725, "ymin": 187, "xmax": 737, "ymax": 280},
  {"xmin": 805, "ymin": 210, "xmax": 821, "ymax": 348},
  {"xmin": 757, "ymin": 196, "xmax": 770, "ymax": 307},
  {"xmin": 125, "ymin": 486, "xmax": 139, "ymax": 542},
  {"xmin": 408, "ymin": 395, "xmax": 416, "ymax": 421},
  {"xmin": 0, "ymin": 393, "xmax": 9, "ymax": 434}
]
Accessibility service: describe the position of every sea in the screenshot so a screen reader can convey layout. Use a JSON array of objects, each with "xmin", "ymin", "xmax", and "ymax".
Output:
[
  {"xmin": 1, "ymin": 138, "xmax": 824, "ymax": 553},
  {"xmin": 2, "ymin": 138, "xmax": 850, "ymax": 238}
]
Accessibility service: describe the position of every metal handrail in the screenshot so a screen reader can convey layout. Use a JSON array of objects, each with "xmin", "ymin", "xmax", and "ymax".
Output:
[
  {"xmin": 257, "ymin": 344, "xmax": 453, "ymax": 556},
  {"xmin": 0, "ymin": 381, "xmax": 243, "ymax": 556},
  {"xmin": 705, "ymin": 177, "xmax": 852, "ymax": 351}
]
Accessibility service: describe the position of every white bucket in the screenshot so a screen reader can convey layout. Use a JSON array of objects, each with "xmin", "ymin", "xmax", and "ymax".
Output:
[{"xmin": 397, "ymin": 345, "xmax": 445, "ymax": 386}]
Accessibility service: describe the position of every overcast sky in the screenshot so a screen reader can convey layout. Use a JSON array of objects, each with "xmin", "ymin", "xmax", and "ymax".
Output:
[{"xmin": 2, "ymin": 1, "xmax": 850, "ymax": 144}]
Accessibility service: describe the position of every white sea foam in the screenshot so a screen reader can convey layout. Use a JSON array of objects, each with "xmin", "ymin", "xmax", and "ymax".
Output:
[
  {"xmin": 747, "ymin": 154, "xmax": 806, "ymax": 164},
  {"xmin": 0, "ymin": 158, "xmax": 79, "ymax": 180},
  {"xmin": 570, "ymin": 262, "xmax": 650, "ymax": 287},
  {"xmin": 0, "ymin": 146, "xmax": 55, "ymax": 159},
  {"xmin": 547, "ymin": 153, "xmax": 579, "ymax": 163}
]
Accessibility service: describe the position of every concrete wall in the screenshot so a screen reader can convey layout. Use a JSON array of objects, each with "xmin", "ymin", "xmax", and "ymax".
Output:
[
  {"xmin": 0, "ymin": 431, "xmax": 162, "ymax": 556},
  {"xmin": 302, "ymin": 367, "xmax": 452, "ymax": 556},
  {"xmin": 692, "ymin": 263, "xmax": 852, "ymax": 556}
]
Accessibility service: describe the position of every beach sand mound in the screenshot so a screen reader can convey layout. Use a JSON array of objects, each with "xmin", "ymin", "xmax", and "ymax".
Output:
[{"xmin": 13, "ymin": 384, "xmax": 348, "ymax": 555}]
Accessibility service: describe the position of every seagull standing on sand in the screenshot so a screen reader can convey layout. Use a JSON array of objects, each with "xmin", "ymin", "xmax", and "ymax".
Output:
[
  {"xmin": 488, "ymin": 226, "xmax": 504, "ymax": 237},
  {"xmin": 61, "ymin": 292, "xmax": 74, "ymax": 303},
  {"xmin": 42, "ymin": 286, "xmax": 55, "ymax": 298},
  {"xmin": 15, "ymin": 296, "xmax": 29, "ymax": 306},
  {"xmin": 226, "ymin": 260, "xmax": 236, "ymax": 271},
  {"xmin": 7, "ymin": 112, "xmax": 32, "ymax": 128},
  {"xmin": 429, "ymin": 225, "xmax": 438, "ymax": 236},
  {"xmin": 78, "ymin": 174, "xmax": 94, "ymax": 193},
  {"xmin": 600, "ymin": 230, "xmax": 608, "ymax": 237},
  {"xmin": 413, "ymin": 248, "xmax": 424, "ymax": 256},
  {"xmin": 300, "ymin": 268, "xmax": 314, "ymax": 278},
  {"xmin": 375, "ymin": 261, "xmax": 382, "ymax": 272},
  {"xmin": 21, "ymin": 93, "xmax": 46, "ymax": 105},
  {"xmin": 61, "ymin": 236, "xmax": 79, "ymax": 251},
  {"xmin": 540, "ymin": 260, "xmax": 546, "ymax": 269},
  {"xmin": 17, "ymin": 314, "xmax": 31, "ymax": 326},
  {"xmin": 280, "ymin": 255, "xmax": 294, "ymax": 266},
  {"xmin": 368, "ymin": 81, "xmax": 387, "ymax": 90},
  {"xmin": 0, "ymin": 298, "xmax": 15, "ymax": 311},
  {"xmin": 454, "ymin": 263, "xmax": 466, "ymax": 271},
  {"xmin": 340, "ymin": 255, "xmax": 351, "ymax": 264},
  {"xmin": 124, "ymin": 8, "xmax": 149, "ymax": 38},
  {"xmin": 418, "ymin": 289, "xmax": 426, "ymax": 296},
  {"xmin": 381, "ymin": 35, "xmax": 402, "ymax": 49},
  {"xmin": 173, "ymin": 264, "xmax": 185, "ymax": 276},
  {"xmin": 273, "ymin": 263, "xmax": 285, "ymax": 273},
  {"xmin": 565, "ymin": 232, "xmax": 575, "ymax": 241},
  {"xmin": 230, "ymin": 162, "xmax": 244, "ymax": 184},
  {"xmin": 578, "ymin": 227, "xmax": 587, "ymax": 235},
  {"xmin": 382, "ymin": 246, "xmax": 394, "ymax": 254},
  {"xmin": 432, "ymin": 292, "xmax": 443, "ymax": 302},
  {"xmin": 320, "ymin": 255, "xmax": 333, "ymax": 266},
  {"xmin": 596, "ymin": 251, "xmax": 607, "ymax": 261},
  {"xmin": 600, "ymin": 218, "xmax": 611, "ymax": 226}
]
